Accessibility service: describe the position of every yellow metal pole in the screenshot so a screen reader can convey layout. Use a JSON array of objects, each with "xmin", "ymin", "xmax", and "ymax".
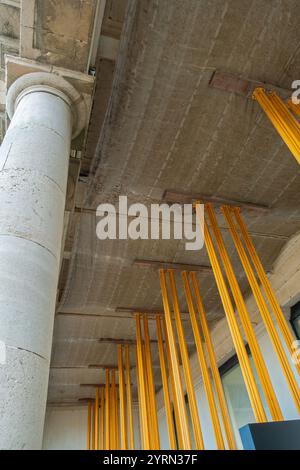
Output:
[
  {"xmin": 135, "ymin": 345, "xmax": 146, "ymax": 449},
  {"xmin": 288, "ymin": 98, "xmax": 300, "ymax": 119},
  {"xmin": 94, "ymin": 387, "xmax": 99, "ymax": 450},
  {"xmin": 111, "ymin": 369, "xmax": 117, "ymax": 449},
  {"xmin": 159, "ymin": 269, "xmax": 192, "ymax": 449},
  {"xmin": 168, "ymin": 270, "xmax": 204, "ymax": 449},
  {"xmin": 222, "ymin": 206, "xmax": 300, "ymax": 414},
  {"xmin": 190, "ymin": 272, "xmax": 236, "ymax": 449},
  {"xmin": 118, "ymin": 344, "xmax": 127, "ymax": 450},
  {"xmin": 253, "ymin": 88, "xmax": 300, "ymax": 164},
  {"xmin": 87, "ymin": 401, "xmax": 92, "ymax": 450},
  {"xmin": 196, "ymin": 205, "xmax": 267, "ymax": 423},
  {"xmin": 105, "ymin": 369, "xmax": 110, "ymax": 450},
  {"xmin": 99, "ymin": 387, "xmax": 105, "ymax": 450},
  {"xmin": 269, "ymin": 92, "xmax": 300, "ymax": 142},
  {"xmin": 125, "ymin": 345, "xmax": 135, "ymax": 450},
  {"xmin": 206, "ymin": 203, "xmax": 283, "ymax": 422},
  {"xmin": 143, "ymin": 315, "xmax": 160, "ymax": 449},
  {"xmin": 91, "ymin": 400, "xmax": 96, "ymax": 450},
  {"xmin": 162, "ymin": 318, "xmax": 183, "ymax": 449},
  {"xmin": 115, "ymin": 381, "xmax": 119, "ymax": 450},
  {"xmin": 135, "ymin": 313, "xmax": 150, "ymax": 449},
  {"xmin": 142, "ymin": 342, "xmax": 153, "ymax": 448},
  {"xmin": 233, "ymin": 207, "xmax": 300, "ymax": 377},
  {"xmin": 182, "ymin": 271, "xmax": 225, "ymax": 449},
  {"xmin": 156, "ymin": 315, "xmax": 177, "ymax": 450}
]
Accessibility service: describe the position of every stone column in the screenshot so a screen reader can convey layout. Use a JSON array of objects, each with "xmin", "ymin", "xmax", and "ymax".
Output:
[{"xmin": 0, "ymin": 72, "xmax": 86, "ymax": 449}]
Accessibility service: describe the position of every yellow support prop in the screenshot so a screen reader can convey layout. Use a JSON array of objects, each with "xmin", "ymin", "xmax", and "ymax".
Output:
[
  {"xmin": 206, "ymin": 203, "xmax": 283, "ymax": 422},
  {"xmin": 99, "ymin": 387, "xmax": 105, "ymax": 450},
  {"xmin": 269, "ymin": 92, "xmax": 300, "ymax": 139},
  {"xmin": 168, "ymin": 270, "xmax": 204, "ymax": 450},
  {"xmin": 196, "ymin": 204, "xmax": 267, "ymax": 423},
  {"xmin": 111, "ymin": 369, "xmax": 117, "ymax": 449},
  {"xmin": 159, "ymin": 269, "xmax": 192, "ymax": 449},
  {"xmin": 222, "ymin": 206, "xmax": 300, "ymax": 415},
  {"xmin": 86, "ymin": 401, "xmax": 92, "ymax": 450},
  {"xmin": 135, "ymin": 345, "xmax": 144, "ymax": 448},
  {"xmin": 135, "ymin": 313, "xmax": 150, "ymax": 449},
  {"xmin": 142, "ymin": 341, "xmax": 153, "ymax": 448},
  {"xmin": 287, "ymin": 98, "xmax": 300, "ymax": 119},
  {"xmin": 253, "ymin": 87, "xmax": 300, "ymax": 164},
  {"xmin": 143, "ymin": 315, "xmax": 160, "ymax": 449},
  {"xmin": 105, "ymin": 369, "xmax": 110, "ymax": 450},
  {"xmin": 94, "ymin": 387, "xmax": 99, "ymax": 450},
  {"xmin": 118, "ymin": 344, "xmax": 128, "ymax": 450},
  {"xmin": 189, "ymin": 272, "xmax": 236, "ymax": 450},
  {"xmin": 156, "ymin": 315, "xmax": 177, "ymax": 450},
  {"xmin": 91, "ymin": 401, "xmax": 95, "ymax": 450},
  {"xmin": 162, "ymin": 318, "xmax": 183, "ymax": 449},
  {"xmin": 182, "ymin": 271, "xmax": 225, "ymax": 449},
  {"xmin": 125, "ymin": 345, "xmax": 135, "ymax": 450},
  {"xmin": 115, "ymin": 377, "xmax": 119, "ymax": 450},
  {"xmin": 233, "ymin": 207, "xmax": 300, "ymax": 377}
]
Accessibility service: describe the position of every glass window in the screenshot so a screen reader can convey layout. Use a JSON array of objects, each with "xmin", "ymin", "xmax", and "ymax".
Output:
[
  {"xmin": 291, "ymin": 301, "xmax": 300, "ymax": 340},
  {"xmin": 220, "ymin": 350, "xmax": 270, "ymax": 449}
]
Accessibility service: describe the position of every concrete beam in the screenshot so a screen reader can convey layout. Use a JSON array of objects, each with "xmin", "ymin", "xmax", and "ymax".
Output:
[
  {"xmin": 133, "ymin": 258, "xmax": 212, "ymax": 273},
  {"xmin": 209, "ymin": 70, "xmax": 291, "ymax": 100},
  {"xmin": 163, "ymin": 189, "xmax": 270, "ymax": 213}
]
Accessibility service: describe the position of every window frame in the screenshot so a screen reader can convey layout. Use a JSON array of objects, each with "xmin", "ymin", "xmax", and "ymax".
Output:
[{"xmin": 290, "ymin": 300, "xmax": 300, "ymax": 340}]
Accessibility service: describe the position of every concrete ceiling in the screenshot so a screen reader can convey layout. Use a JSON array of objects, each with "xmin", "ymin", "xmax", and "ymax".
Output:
[{"xmin": 1, "ymin": 0, "xmax": 300, "ymax": 405}]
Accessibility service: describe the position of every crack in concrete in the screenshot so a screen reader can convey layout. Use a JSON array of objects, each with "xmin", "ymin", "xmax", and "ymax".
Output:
[{"xmin": 6, "ymin": 344, "xmax": 48, "ymax": 362}]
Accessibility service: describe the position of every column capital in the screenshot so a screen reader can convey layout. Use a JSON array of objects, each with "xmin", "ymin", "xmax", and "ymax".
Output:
[{"xmin": 5, "ymin": 55, "xmax": 94, "ymax": 143}]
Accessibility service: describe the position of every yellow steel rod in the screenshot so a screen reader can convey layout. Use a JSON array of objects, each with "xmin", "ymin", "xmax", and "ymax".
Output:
[
  {"xmin": 255, "ymin": 89, "xmax": 300, "ymax": 163},
  {"xmin": 269, "ymin": 92, "xmax": 300, "ymax": 140},
  {"xmin": 253, "ymin": 88, "xmax": 300, "ymax": 163},
  {"xmin": 233, "ymin": 207, "xmax": 300, "ymax": 377},
  {"xmin": 135, "ymin": 313, "xmax": 150, "ymax": 449},
  {"xmin": 159, "ymin": 269, "xmax": 192, "ymax": 449},
  {"xmin": 91, "ymin": 401, "xmax": 95, "ymax": 450},
  {"xmin": 156, "ymin": 315, "xmax": 177, "ymax": 450},
  {"xmin": 182, "ymin": 271, "xmax": 225, "ymax": 449},
  {"xmin": 190, "ymin": 272, "xmax": 236, "ymax": 449},
  {"xmin": 142, "ymin": 342, "xmax": 153, "ymax": 448},
  {"xmin": 125, "ymin": 345, "xmax": 135, "ymax": 450},
  {"xmin": 162, "ymin": 318, "xmax": 183, "ymax": 449},
  {"xmin": 118, "ymin": 344, "xmax": 127, "ymax": 450},
  {"xmin": 94, "ymin": 387, "xmax": 99, "ymax": 450},
  {"xmin": 111, "ymin": 369, "xmax": 117, "ymax": 449},
  {"xmin": 143, "ymin": 315, "xmax": 160, "ymax": 449},
  {"xmin": 87, "ymin": 401, "xmax": 92, "ymax": 450},
  {"xmin": 115, "ymin": 379, "xmax": 119, "ymax": 450},
  {"xmin": 105, "ymin": 369, "xmax": 110, "ymax": 450},
  {"xmin": 135, "ymin": 345, "xmax": 145, "ymax": 448},
  {"xmin": 223, "ymin": 206, "xmax": 300, "ymax": 414},
  {"xmin": 206, "ymin": 203, "xmax": 283, "ymax": 422},
  {"xmin": 99, "ymin": 387, "xmax": 105, "ymax": 450},
  {"xmin": 196, "ymin": 205, "xmax": 267, "ymax": 422},
  {"xmin": 254, "ymin": 90, "xmax": 300, "ymax": 153},
  {"xmin": 168, "ymin": 270, "xmax": 204, "ymax": 449},
  {"xmin": 287, "ymin": 98, "xmax": 300, "ymax": 119}
]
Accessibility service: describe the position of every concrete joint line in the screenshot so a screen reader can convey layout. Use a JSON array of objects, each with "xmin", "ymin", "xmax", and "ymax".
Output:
[
  {"xmin": 0, "ymin": 233, "xmax": 59, "ymax": 263},
  {"xmin": 0, "ymin": 166, "xmax": 66, "ymax": 196},
  {"xmin": 16, "ymin": 122, "xmax": 70, "ymax": 145}
]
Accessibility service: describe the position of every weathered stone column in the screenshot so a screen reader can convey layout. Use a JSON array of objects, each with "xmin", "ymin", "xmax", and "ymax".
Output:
[{"xmin": 0, "ymin": 72, "xmax": 86, "ymax": 449}]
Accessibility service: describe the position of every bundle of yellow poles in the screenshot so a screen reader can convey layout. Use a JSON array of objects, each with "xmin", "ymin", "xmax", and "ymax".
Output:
[
  {"xmin": 253, "ymin": 87, "xmax": 300, "ymax": 164},
  {"xmin": 86, "ymin": 204, "xmax": 299, "ymax": 451},
  {"xmin": 86, "ymin": 345, "xmax": 134, "ymax": 450}
]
